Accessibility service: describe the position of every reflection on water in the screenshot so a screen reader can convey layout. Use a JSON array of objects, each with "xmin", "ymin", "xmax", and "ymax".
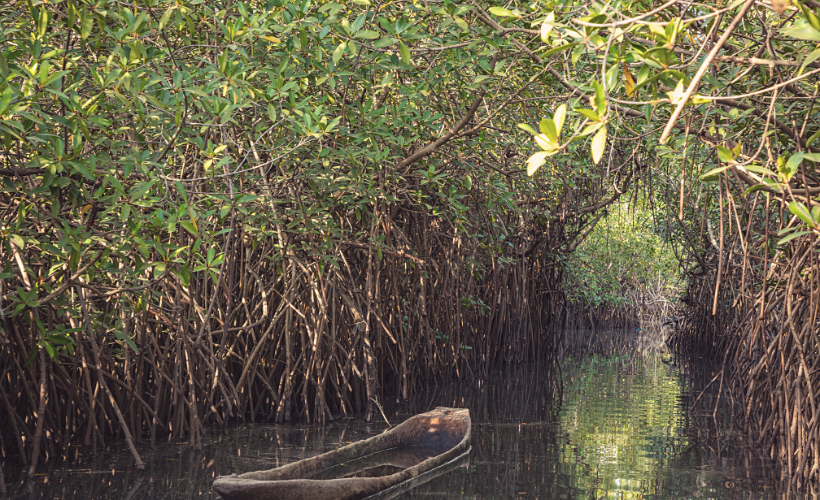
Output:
[
  {"xmin": 400, "ymin": 354, "xmax": 779, "ymax": 499},
  {"xmin": 559, "ymin": 354, "xmax": 689, "ymax": 498},
  {"xmin": 3, "ymin": 353, "xmax": 783, "ymax": 499}
]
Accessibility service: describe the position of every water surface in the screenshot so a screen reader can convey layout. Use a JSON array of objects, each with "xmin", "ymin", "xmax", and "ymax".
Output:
[{"xmin": 4, "ymin": 353, "xmax": 780, "ymax": 499}]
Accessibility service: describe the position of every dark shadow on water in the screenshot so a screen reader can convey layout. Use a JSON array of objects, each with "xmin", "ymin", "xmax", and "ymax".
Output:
[{"xmin": 3, "ymin": 333, "xmax": 792, "ymax": 499}]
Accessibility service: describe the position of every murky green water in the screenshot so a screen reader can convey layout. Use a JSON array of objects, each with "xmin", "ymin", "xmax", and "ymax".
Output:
[{"xmin": 4, "ymin": 353, "xmax": 780, "ymax": 499}]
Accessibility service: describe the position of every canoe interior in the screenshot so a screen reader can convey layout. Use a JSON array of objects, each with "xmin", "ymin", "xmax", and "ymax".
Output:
[
  {"xmin": 307, "ymin": 446, "xmax": 443, "ymax": 480},
  {"xmin": 212, "ymin": 407, "xmax": 470, "ymax": 500},
  {"xmin": 362, "ymin": 450, "xmax": 470, "ymax": 500}
]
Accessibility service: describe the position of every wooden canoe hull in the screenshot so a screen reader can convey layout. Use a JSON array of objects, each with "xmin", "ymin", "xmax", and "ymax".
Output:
[{"xmin": 213, "ymin": 407, "xmax": 470, "ymax": 500}]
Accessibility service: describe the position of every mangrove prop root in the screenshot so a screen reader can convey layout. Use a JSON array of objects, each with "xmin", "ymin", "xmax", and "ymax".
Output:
[
  {"xmin": 0, "ymin": 205, "xmax": 566, "ymax": 472},
  {"xmin": 677, "ymin": 187, "xmax": 820, "ymax": 487}
]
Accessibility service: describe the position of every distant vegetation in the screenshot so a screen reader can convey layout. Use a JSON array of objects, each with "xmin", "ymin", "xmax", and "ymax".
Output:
[{"xmin": 564, "ymin": 201, "xmax": 684, "ymax": 324}]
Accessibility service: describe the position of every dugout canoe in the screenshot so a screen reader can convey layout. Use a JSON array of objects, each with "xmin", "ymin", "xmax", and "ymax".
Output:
[{"xmin": 212, "ymin": 407, "xmax": 471, "ymax": 500}]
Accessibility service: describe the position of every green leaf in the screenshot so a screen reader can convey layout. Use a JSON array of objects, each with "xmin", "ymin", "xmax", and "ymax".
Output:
[
  {"xmin": 42, "ymin": 340, "xmax": 55, "ymax": 359},
  {"xmin": 781, "ymin": 153, "xmax": 803, "ymax": 181},
  {"xmin": 68, "ymin": 160, "xmax": 96, "ymax": 181},
  {"xmin": 593, "ymin": 81, "xmax": 606, "ymax": 116},
  {"xmin": 0, "ymin": 53, "xmax": 8, "ymax": 80},
  {"xmin": 9, "ymin": 233, "xmax": 25, "ymax": 250},
  {"xmin": 153, "ymin": 262, "xmax": 166, "ymax": 279},
  {"xmin": 604, "ymin": 64, "xmax": 619, "ymax": 92},
  {"xmin": 578, "ymin": 122, "xmax": 603, "ymax": 137},
  {"xmin": 395, "ymin": 16, "xmax": 410, "ymax": 34},
  {"xmin": 517, "ymin": 123, "xmax": 538, "ymax": 135},
  {"xmin": 807, "ymin": 128, "xmax": 820, "ymax": 147},
  {"xmin": 130, "ymin": 180, "xmax": 156, "ymax": 201},
  {"xmin": 731, "ymin": 141, "xmax": 742, "ymax": 157},
  {"xmin": 175, "ymin": 180, "xmax": 188, "ymax": 203},
  {"xmin": 717, "ymin": 145, "xmax": 733, "ymax": 163},
  {"xmin": 159, "ymin": 7, "xmax": 174, "ymax": 30},
  {"xmin": 181, "ymin": 220, "xmax": 199, "ymax": 237},
  {"xmin": 352, "ymin": 13, "xmax": 366, "ymax": 34},
  {"xmin": 38, "ymin": 8, "xmax": 49, "ymax": 39},
  {"xmin": 539, "ymin": 118, "xmax": 557, "ymax": 143},
  {"xmin": 743, "ymin": 179, "xmax": 781, "ymax": 195},
  {"xmin": 742, "ymin": 164, "xmax": 776, "ymax": 177},
  {"xmin": 542, "ymin": 42, "xmax": 579, "ymax": 58},
  {"xmin": 576, "ymin": 108, "xmax": 600, "ymax": 122},
  {"xmin": 789, "ymin": 201, "xmax": 816, "ymax": 226},
  {"xmin": 80, "ymin": 9, "xmax": 94, "ymax": 39},
  {"xmin": 125, "ymin": 337, "xmax": 139, "ymax": 354},
  {"xmin": 24, "ymin": 346, "xmax": 38, "ymax": 367},
  {"xmin": 374, "ymin": 37, "xmax": 397, "ymax": 48},
  {"xmin": 800, "ymin": 47, "xmax": 820, "ymax": 75},
  {"xmin": 778, "ymin": 230, "xmax": 812, "ymax": 246},
  {"xmin": 354, "ymin": 30, "xmax": 380, "ymax": 39},
  {"xmin": 0, "ymin": 88, "xmax": 13, "ymax": 115},
  {"xmin": 798, "ymin": 152, "xmax": 820, "ymax": 162},
  {"xmin": 591, "ymin": 126, "xmax": 606, "ymax": 164},
  {"xmin": 120, "ymin": 204, "xmax": 131, "ymax": 222},
  {"xmin": 488, "ymin": 7, "xmax": 518, "ymax": 18},
  {"xmin": 177, "ymin": 266, "xmax": 191, "ymax": 287},
  {"xmin": 332, "ymin": 42, "xmax": 346, "ymax": 65},
  {"xmin": 399, "ymin": 42, "xmax": 411, "ymax": 65},
  {"xmin": 782, "ymin": 23, "xmax": 820, "ymax": 42},
  {"xmin": 699, "ymin": 165, "xmax": 731, "ymax": 180}
]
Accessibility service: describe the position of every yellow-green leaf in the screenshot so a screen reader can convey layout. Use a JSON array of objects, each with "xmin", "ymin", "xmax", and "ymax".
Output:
[
  {"xmin": 717, "ymin": 145, "xmax": 733, "ymax": 163},
  {"xmin": 534, "ymin": 134, "xmax": 556, "ymax": 150},
  {"xmin": 591, "ymin": 126, "xmax": 606, "ymax": 164},
  {"xmin": 593, "ymin": 82, "xmax": 606, "ymax": 115},
  {"xmin": 539, "ymin": 119, "xmax": 557, "ymax": 143},
  {"xmin": 553, "ymin": 104, "xmax": 566, "ymax": 136},
  {"xmin": 527, "ymin": 151, "xmax": 550, "ymax": 176},
  {"xmin": 623, "ymin": 63, "xmax": 635, "ymax": 97},
  {"xmin": 333, "ymin": 43, "xmax": 346, "ymax": 65},
  {"xmin": 488, "ymin": 7, "xmax": 517, "ymax": 17},
  {"xmin": 540, "ymin": 12, "xmax": 554, "ymax": 42}
]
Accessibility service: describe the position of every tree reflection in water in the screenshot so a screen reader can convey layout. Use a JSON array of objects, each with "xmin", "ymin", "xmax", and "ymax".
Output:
[{"xmin": 2, "ymin": 353, "xmax": 789, "ymax": 499}]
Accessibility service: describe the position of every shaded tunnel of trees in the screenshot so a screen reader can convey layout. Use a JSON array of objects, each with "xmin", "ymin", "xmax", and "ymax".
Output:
[{"xmin": 1, "ymin": 0, "xmax": 820, "ymax": 490}]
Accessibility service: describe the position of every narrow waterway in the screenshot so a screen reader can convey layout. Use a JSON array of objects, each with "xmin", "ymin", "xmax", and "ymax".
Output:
[{"xmin": 4, "ymin": 351, "xmax": 779, "ymax": 499}]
